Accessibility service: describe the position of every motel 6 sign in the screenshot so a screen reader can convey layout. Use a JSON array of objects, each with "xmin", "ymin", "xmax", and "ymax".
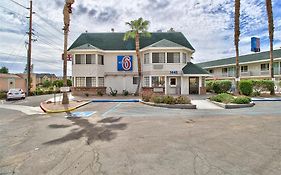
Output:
[
  {"xmin": 117, "ymin": 55, "xmax": 133, "ymax": 71},
  {"xmin": 61, "ymin": 53, "xmax": 73, "ymax": 61}
]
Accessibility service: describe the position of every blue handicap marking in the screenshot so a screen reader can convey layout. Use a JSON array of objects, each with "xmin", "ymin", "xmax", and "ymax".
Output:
[{"xmin": 66, "ymin": 111, "xmax": 96, "ymax": 118}]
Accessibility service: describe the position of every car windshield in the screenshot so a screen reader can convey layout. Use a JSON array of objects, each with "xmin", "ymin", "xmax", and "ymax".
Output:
[{"xmin": 9, "ymin": 89, "xmax": 21, "ymax": 93}]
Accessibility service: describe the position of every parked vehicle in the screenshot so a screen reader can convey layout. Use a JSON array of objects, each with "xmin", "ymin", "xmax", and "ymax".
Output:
[{"xmin": 6, "ymin": 89, "xmax": 25, "ymax": 100}]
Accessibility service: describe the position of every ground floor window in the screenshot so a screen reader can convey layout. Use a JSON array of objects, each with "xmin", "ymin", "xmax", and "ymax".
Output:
[
  {"xmin": 133, "ymin": 77, "xmax": 139, "ymax": 85},
  {"xmin": 261, "ymin": 63, "xmax": 269, "ymax": 71},
  {"xmin": 98, "ymin": 77, "xmax": 104, "ymax": 87},
  {"xmin": 143, "ymin": 77, "xmax": 149, "ymax": 87},
  {"xmin": 169, "ymin": 77, "xmax": 177, "ymax": 87},
  {"xmin": 75, "ymin": 77, "xmax": 85, "ymax": 87},
  {"xmin": 86, "ymin": 77, "xmax": 96, "ymax": 87},
  {"xmin": 241, "ymin": 65, "xmax": 248, "ymax": 72},
  {"xmin": 152, "ymin": 76, "xmax": 165, "ymax": 87}
]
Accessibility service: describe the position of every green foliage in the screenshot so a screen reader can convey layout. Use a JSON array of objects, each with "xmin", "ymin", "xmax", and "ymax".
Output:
[
  {"xmin": 233, "ymin": 96, "xmax": 251, "ymax": 104},
  {"xmin": 35, "ymin": 88, "xmax": 44, "ymax": 95},
  {"xmin": 252, "ymin": 80, "xmax": 275, "ymax": 95},
  {"xmin": 67, "ymin": 79, "xmax": 72, "ymax": 86},
  {"xmin": 42, "ymin": 80, "xmax": 52, "ymax": 88},
  {"xmin": 0, "ymin": 66, "xmax": 8, "ymax": 74},
  {"xmin": 122, "ymin": 90, "xmax": 129, "ymax": 96},
  {"xmin": 124, "ymin": 17, "xmax": 151, "ymax": 41},
  {"xmin": 97, "ymin": 90, "xmax": 104, "ymax": 96},
  {"xmin": 151, "ymin": 95, "xmax": 163, "ymax": 104},
  {"xmin": 210, "ymin": 93, "xmax": 234, "ymax": 104},
  {"xmin": 162, "ymin": 95, "xmax": 176, "ymax": 104},
  {"xmin": 175, "ymin": 96, "xmax": 191, "ymax": 104},
  {"xmin": 239, "ymin": 80, "xmax": 253, "ymax": 96},
  {"xmin": 53, "ymin": 80, "xmax": 64, "ymax": 88},
  {"xmin": 206, "ymin": 81, "xmax": 214, "ymax": 92},
  {"xmin": 0, "ymin": 91, "xmax": 7, "ymax": 99},
  {"xmin": 109, "ymin": 87, "xmax": 118, "ymax": 96},
  {"xmin": 212, "ymin": 80, "xmax": 232, "ymax": 94}
]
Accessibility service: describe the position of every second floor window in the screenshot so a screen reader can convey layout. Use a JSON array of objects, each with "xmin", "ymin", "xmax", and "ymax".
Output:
[
  {"xmin": 98, "ymin": 55, "xmax": 104, "ymax": 65},
  {"xmin": 86, "ymin": 54, "xmax": 96, "ymax": 64},
  {"xmin": 167, "ymin": 52, "xmax": 180, "ymax": 63},
  {"xmin": 261, "ymin": 63, "xmax": 269, "ymax": 71},
  {"xmin": 152, "ymin": 53, "xmax": 165, "ymax": 63},
  {"xmin": 182, "ymin": 53, "xmax": 187, "ymax": 64},
  {"xmin": 241, "ymin": 66, "xmax": 248, "ymax": 72},
  {"xmin": 75, "ymin": 54, "xmax": 83, "ymax": 64}
]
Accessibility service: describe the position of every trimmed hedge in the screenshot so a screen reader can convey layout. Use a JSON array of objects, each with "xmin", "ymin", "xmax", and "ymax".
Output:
[
  {"xmin": 210, "ymin": 93, "xmax": 251, "ymax": 104},
  {"xmin": 233, "ymin": 96, "xmax": 251, "ymax": 104},
  {"xmin": 208, "ymin": 80, "xmax": 232, "ymax": 94},
  {"xmin": 239, "ymin": 80, "xmax": 253, "ymax": 96}
]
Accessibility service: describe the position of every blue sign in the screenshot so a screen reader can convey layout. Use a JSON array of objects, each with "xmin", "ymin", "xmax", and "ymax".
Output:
[
  {"xmin": 251, "ymin": 37, "xmax": 260, "ymax": 52},
  {"xmin": 117, "ymin": 56, "xmax": 133, "ymax": 71}
]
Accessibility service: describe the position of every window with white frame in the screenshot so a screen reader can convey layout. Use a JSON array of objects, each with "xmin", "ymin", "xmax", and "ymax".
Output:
[
  {"xmin": 75, "ymin": 77, "xmax": 85, "ymax": 87},
  {"xmin": 169, "ymin": 77, "xmax": 177, "ymax": 87},
  {"xmin": 144, "ymin": 53, "xmax": 149, "ymax": 64},
  {"xmin": 86, "ymin": 54, "xmax": 96, "ymax": 64},
  {"xmin": 167, "ymin": 52, "xmax": 180, "ymax": 63},
  {"xmin": 222, "ymin": 68, "xmax": 228, "ymax": 74},
  {"xmin": 98, "ymin": 55, "xmax": 104, "ymax": 65},
  {"xmin": 261, "ymin": 63, "xmax": 269, "ymax": 71},
  {"xmin": 152, "ymin": 76, "xmax": 165, "ymax": 87},
  {"xmin": 86, "ymin": 77, "xmax": 96, "ymax": 87},
  {"xmin": 98, "ymin": 77, "xmax": 104, "ymax": 87},
  {"xmin": 152, "ymin": 53, "xmax": 165, "ymax": 63},
  {"xmin": 241, "ymin": 65, "xmax": 248, "ymax": 72},
  {"xmin": 133, "ymin": 77, "xmax": 139, "ymax": 85},
  {"xmin": 143, "ymin": 77, "xmax": 149, "ymax": 87},
  {"xmin": 75, "ymin": 54, "xmax": 83, "ymax": 64},
  {"xmin": 182, "ymin": 53, "xmax": 187, "ymax": 64}
]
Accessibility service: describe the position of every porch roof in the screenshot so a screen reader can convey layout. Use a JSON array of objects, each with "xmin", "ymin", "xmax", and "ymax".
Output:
[{"xmin": 182, "ymin": 62, "xmax": 209, "ymax": 75}]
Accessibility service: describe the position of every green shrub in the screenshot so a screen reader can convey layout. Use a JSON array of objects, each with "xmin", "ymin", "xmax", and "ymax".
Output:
[
  {"xmin": 212, "ymin": 80, "xmax": 232, "ymax": 94},
  {"xmin": 210, "ymin": 93, "xmax": 234, "ymax": 104},
  {"xmin": 0, "ymin": 91, "xmax": 7, "ymax": 99},
  {"xmin": 151, "ymin": 95, "xmax": 163, "ymax": 103},
  {"xmin": 252, "ymin": 80, "xmax": 275, "ymax": 95},
  {"xmin": 233, "ymin": 96, "xmax": 251, "ymax": 104},
  {"xmin": 35, "ymin": 88, "xmax": 43, "ymax": 95},
  {"xmin": 239, "ymin": 80, "xmax": 253, "ymax": 96},
  {"xmin": 162, "ymin": 95, "xmax": 175, "ymax": 104},
  {"xmin": 42, "ymin": 80, "xmax": 52, "ymax": 88},
  {"xmin": 53, "ymin": 80, "xmax": 64, "ymax": 88},
  {"xmin": 175, "ymin": 96, "xmax": 191, "ymax": 104},
  {"xmin": 109, "ymin": 87, "xmax": 118, "ymax": 96},
  {"xmin": 206, "ymin": 81, "xmax": 214, "ymax": 92},
  {"xmin": 122, "ymin": 90, "xmax": 129, "ymax": 96},
  {"xmin": 97, "ymin": 90, "xmax": 104, "ymax": 96}
]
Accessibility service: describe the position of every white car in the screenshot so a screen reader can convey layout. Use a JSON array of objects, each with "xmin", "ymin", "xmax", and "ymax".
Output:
[{"xmin": 6, "ymin": 89, "xmax": 26, "ymax": 100}]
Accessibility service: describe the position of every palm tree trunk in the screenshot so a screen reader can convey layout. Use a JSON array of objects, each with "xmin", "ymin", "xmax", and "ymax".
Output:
[
  {"xmin": 234, "ymin": 0, "xmax": 240, "ymax": 94},
  {"xmin": 135, "ymin": 32, "xmax": 142, "ymax": 95},
  {"xmin": 266, "ymin": 0, "xmax": 275, "ymax": 95}
]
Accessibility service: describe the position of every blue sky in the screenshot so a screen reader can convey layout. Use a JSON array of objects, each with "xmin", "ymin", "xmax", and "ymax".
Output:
[{"xmin": 0, "ymin": 0, "xmax": 280, "ymax": 76}]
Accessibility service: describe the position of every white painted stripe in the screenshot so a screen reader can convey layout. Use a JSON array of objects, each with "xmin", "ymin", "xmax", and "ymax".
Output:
[
  {"xmin": 0, "ymin": 104, "xmax": 45, "ymax": 115},
  {"xmin": 102, "ymin": 103, "xmax": 121, "ymax": 117}
]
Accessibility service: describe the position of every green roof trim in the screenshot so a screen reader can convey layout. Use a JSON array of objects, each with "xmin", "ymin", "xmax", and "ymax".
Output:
[
  {"xmin": 197, "ymin": 49, "xmax": 281, "ymax": 68},
  {"xmin": 68, "ymin": 32, "xmax": 195, "ymax": 51},
  {"xmin": 182, "ymin": 62, "xmax": 209, "ymax": 75},
  {"xmin": 148, "ymin": 39, "xmax": 185, "ymax": 48}
]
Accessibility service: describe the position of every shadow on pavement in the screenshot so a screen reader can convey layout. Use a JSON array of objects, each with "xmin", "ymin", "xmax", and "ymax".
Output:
[{"xmin": 43, "ymin": 117, "xmax": 127, "ymax": 145}]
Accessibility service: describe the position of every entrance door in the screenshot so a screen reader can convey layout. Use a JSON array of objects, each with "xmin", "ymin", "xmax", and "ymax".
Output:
[{"xmin": 189, "ymin": 77, "xmax": 199, "ymax": 94}]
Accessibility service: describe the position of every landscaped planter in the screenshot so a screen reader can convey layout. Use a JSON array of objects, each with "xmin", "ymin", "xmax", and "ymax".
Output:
[
  {"xmin": 207, "ymin": 99, "xmax": 255, "ymax": 109},
  {"xmin": 141, "ymin": 101, "xmax": 196, "ymax": 109}
]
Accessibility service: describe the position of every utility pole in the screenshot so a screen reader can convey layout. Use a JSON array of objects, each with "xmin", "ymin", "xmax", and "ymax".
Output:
[
  {"xmin": 26, "ymin": 0, "xmax": 33, "ymax": 96},
  {"xmin": 62, "ymin": 0, "xmax": 74, "ymax": 104}
]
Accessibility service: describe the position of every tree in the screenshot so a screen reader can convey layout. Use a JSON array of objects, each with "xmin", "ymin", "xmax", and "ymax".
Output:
[
  {"xmin": 266, "ymin": 0, "xmax": 275, "ymax": 95},
  {"xmin": 234, "ymin": 0, "xmax": 241, "ymax": 94},
  {"xmin": 0, "ymin": 66, "xmax": 8, "ymax": 74},
  {"xmin": 124, "ymin": 17, "xmax": 151, "ymax": 95},
  {"xmin": 42, "ymin": 80, "xmax": 52, "ymax": 87}
]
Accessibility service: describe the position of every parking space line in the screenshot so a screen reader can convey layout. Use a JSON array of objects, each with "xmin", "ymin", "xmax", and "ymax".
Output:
[{"xmin": 101, "ymin": 102, "xmax": 122, "ymax": 117}]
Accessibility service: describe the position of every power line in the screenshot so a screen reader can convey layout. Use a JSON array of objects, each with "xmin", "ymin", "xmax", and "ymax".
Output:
[{"xmin": 8, "ymin": 0, "xmax": 28, "ymax": 9}]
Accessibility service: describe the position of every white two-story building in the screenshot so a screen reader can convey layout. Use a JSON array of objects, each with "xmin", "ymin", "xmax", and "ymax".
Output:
[{"xmin": 68, "ymin": 32, "xmax": 209, "ymax": 95}]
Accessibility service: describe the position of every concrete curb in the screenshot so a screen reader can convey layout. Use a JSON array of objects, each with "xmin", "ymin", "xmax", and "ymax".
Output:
[
  {"xmin": 92, "ymin": 99, "xmax": 141, "ymax": 102},
  {"xmin": 140, "ymin": 101, "xmax": 197, "ymax": 109},
  {"xmin": 40, "ymin": 101, "xmax": 91, "ymax": 113},
  {"xmin": 207, "ymin": 99, "xmax": 255, "ymax": 109}
]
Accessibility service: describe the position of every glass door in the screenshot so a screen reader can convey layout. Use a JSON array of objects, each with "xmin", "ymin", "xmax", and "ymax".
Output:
[{"xmin": 189, "ymin": 77, "xmax": 199, "ymax": 94}]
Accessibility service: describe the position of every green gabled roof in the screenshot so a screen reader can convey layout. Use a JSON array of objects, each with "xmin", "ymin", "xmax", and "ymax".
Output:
[
  {"xmin": 197, "ymin": 49, "xmax": 281, "ymax": 68},
  {"xmin": 148, "ymin": 39, "xmax": 185, "ymax": 48},
  {"xmin": 182, "ymin": 62, "xmax": 209, "ymax": 75},
  {"xmin": 68, "ymin": 32, "xmax": 195, "ymax": 51},
  {"xmin": 74, "ymin": 43, "xmax": 100, "ymax": 50}
]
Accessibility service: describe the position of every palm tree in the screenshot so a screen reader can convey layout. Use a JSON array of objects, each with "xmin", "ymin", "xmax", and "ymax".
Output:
[
  {"xmin": 234, "ymin": 0, "xmax": 241, "ymax": 94},
  {"xmin": 124, "ymin": 18, "xmax": 151, "ymax": 95},
  {"xmin": 265, "ymin": 0, "xmax": 275, "ymax": 95}
]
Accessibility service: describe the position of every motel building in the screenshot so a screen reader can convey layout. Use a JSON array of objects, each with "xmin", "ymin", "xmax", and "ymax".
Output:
[
  {"xmin": 197, "ymin": 49, "xmax": 281, "ymax": 92},
  {"xmin": 68, "ymin": 32, "xmax": 209, "ymax": 96}
]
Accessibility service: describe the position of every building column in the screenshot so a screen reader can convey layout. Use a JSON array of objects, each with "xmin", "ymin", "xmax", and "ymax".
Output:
[
  {"xmin": 165, "ymin": 76, "xmax": 167, "ymax": 95},
  {"xmin": 73, "ymin": 77, "xmax": 75, "ymax": 87},
  {"xmin": 96, "ymin": 76, "xmax": 98, "ymax": 87},
  {"xmin": 149, "ymin": 75, "xmax": 152, "ymax": 87}
]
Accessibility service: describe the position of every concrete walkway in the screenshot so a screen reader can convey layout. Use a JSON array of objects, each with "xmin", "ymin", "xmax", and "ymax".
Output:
[{"xmin": 191, "ymin": 100, "xmax": 223, "ymax": 109}]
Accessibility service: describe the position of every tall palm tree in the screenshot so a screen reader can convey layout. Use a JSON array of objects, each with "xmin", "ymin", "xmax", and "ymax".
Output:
[
  {"xmin": 265, "ymin": 0, "xmax": 275, "ymax": 95},
  {"xmin": 234, "ymin": 0, "xmax": 241, "ymax": 94},
  {"xmin": 124, "ymin": 18, "xmax": 151, "ymax": 95}
]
